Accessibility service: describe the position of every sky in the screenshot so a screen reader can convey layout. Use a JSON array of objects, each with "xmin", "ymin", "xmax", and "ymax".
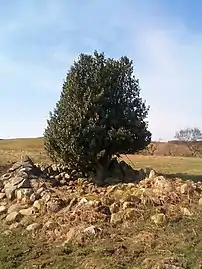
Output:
[{"xmin": 0, "ymin": 0, "xmax": 202, "ymax": 141}]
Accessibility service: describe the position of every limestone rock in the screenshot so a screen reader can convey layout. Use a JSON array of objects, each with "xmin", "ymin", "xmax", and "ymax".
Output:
[
  {"xmin": 83, "ymin": 225, "xmax": 102, "ymax": 234},
  {"xmin": 30, "ymin": 193, "xmax": 38, "ymax": 203},
  {"xmin": 110, "ymin": 212, "xmax": 124, "ymax": 225},
  {"xmin": 122, "ymin": 201, "xmax": 137, "ymax": 210},
  {"xmin": 16, "ymin": 188, "xmax": 33, "ymax": 202},
  {"xmin": 65, "ymin": 173, "xmax": 70, "ymax": 180},
  {"xmin": 8, "ymin": 203, "xmax": 22, "ymax": 214},
  {"xmin": 6, "ymin": 211, "xmax": 21, "ymax": 224},
  {"xmin": 198, "ymin": 197, "xmax": 202, "ymax": 207},
  {"xmin": 78, "ymin": 198, "xmax": 88, "ymax": 206},
  {"xmin": 41, "ymin": 192, "xmax": 51, "ymax": 202},
  {"xmin": 26, "ymin": 223, "xmax": 41, "ymax": 232},
  {"xmin": 4, "ymin": 185, "xmax": 16, "ymax": 200},
  {"xmin": 148, "ymin": 169, "xmax": 156, "ymax": 179},
  {"xmin": 180, "ymin": 207, "xmax": 193, "ymax": 216},
  {"xmin": 9, "ymin": 222, "xmax": 19, "ymax": 230},
  {"xmin": 19, "ymin": 207, "xmax": 34, "ymax": 216},
  {"xmin": 0, "ymin": 205, "xmax": 7, "ymax": 214},
  {"xmin": 33, "ymin": 200, "xmax": 42, "ymax": 211},
  {"xmin": 9, "ymin": 176, "xmax": 25, "ymax": 186},
  {"xmin": 0, "ymin": 193, "xmax": 6, "ymax": 199},
  {"xmin": 46, "ymin": 197, "xmax": 64, "ymax": 213}
]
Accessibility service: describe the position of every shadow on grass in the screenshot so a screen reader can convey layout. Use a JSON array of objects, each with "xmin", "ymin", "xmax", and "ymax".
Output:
[{"xmin": 163, "ymin": 172, "xmax": 202, "ymax": 182}]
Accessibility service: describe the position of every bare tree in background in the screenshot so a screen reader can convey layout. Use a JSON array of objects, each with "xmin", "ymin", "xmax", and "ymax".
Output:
[
  {"xmin": 174, "ymin": 127, "xmax": 202, "ymax": 156},
  {"xmin": 146, "ymin": 138, "xmax": 162, "ymax": 156},
  {"xmin": 166, "ymin": 143, "xmax": 177, "ymax": 156}
]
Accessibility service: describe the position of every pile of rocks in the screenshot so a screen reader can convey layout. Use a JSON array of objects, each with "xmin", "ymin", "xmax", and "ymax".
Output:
[
  {"xmin": 0, "ymin": 155, "xmax": 202, "ymax": 239},
  {"xmin": 0, "ymin": 156, "xmax": 68, "ymax": 229}
]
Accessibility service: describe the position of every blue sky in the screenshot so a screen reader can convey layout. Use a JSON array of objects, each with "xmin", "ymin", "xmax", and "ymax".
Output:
[{"xmin": 0, "ymin": 0, "xmax": 202, "ymax": 140}]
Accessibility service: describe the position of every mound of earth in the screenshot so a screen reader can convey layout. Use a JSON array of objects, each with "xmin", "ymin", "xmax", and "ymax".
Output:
[{"xmin": 0, "ymin": 156, "xmax": 202, "ymax": 268}]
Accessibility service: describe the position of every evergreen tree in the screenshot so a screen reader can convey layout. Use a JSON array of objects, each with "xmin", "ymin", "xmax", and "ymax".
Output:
[{"xmin": 44, "ymin": 51, "xmax": 151, "ymax": 175}]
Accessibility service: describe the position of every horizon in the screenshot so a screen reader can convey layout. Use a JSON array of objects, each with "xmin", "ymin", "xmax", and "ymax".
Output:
[{"xmin": 1, "ymin": 1, "xmax": 202, "ymax": 141}]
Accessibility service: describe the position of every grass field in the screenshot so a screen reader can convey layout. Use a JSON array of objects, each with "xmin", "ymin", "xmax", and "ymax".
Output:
[
  {"xmin": 1, "ymin": 138, "xmax": 202, "ymax": 268},
  {"xmin": 1, "ymin": 137, "xmax": 202, "ymax": 181}
]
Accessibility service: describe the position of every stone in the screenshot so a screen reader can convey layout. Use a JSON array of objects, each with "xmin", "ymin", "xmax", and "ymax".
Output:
[
  {"xmin": 36, "ymin": 187, "xmax": 46, "ymax": 196},
  {"xmin": 78, "ymin": 197, "xmax": 88, "ymax": 206},
  {"xmin": 4, "ymin": 185, "xmax": 16, "ymax": 200},
  {"xmin": 17, "ymin": 178, "xmax": 32, "ymax": 188},
  {"xmin": 41, "ymin": 192, "xmax": 51, "ymax": 202},
  {"xmin": 16, "ymin": 171, "xmax": 29, "ymax": 179},
  {"xmin": 6, "ymin": 211, "xmax": 21, "ymax": 224},
  {"xmin": 19, "ymin": 207, "xmax": 34, "ymax": 216},
  {"xmin": 0, "ymin": 193, "xmax": 6, "ymax": 199},
  {"xmin": 46, "ymin": 198, "xmax": 64, "ymax": 213},
  {"xmin": 88, "ymin": 200, "xmax": 100, "ymax": 207},
  {"xmin": 55, "ymin": 174, "xmax": 62, "ymax": 181},
  {"xmin": 26, "ymin": 223, "xmax": 41, "ymax": 232},
  {"xmin": 83, "ymin": 225, "xmax": 102, "ymax": 234},
  {"xmin": 9, "ymin": 222, "xmax": 19, "ymax": 230},
  {"xmin": 30, "ymin": 193, "xmax": 38, "ymax": 203},
  {"xmin": 0, "ymin": 205, "xmax": 7, "ymax": 214},
  {"xmin": 148, "ymin": 169, "xmax": 156, "ymax": 179},
  {"xmin": 65, "ymin": 173, "xmax": 70, "ymax": 180},
  {"xmin": 181, "ymin": 207, "xmax": 193, "ymax": 216},
  {"xmin": 16, "ymin": 188, "xmax": 33, "ymax": 202},
  {"xmin": 0, "ymin": 173, "xmax": 12, "ymax": 181},
  {"xmin": 60, "ymin": 179, "xmax": 67, "ymax": 185},
  {"xmin": 9, "ymin": 176, "xmax": 24, "ymax": 186},
  {"xmin": 122, "ymin": 202, "xmax": 137, "ymax": 210},
  {"xmin": 8, "ymin": 162, "xmax": 23, "ymax": 172},
  {"xmin": 180, "ymin": 183, "xmax": 189, "ymax": 194},
  {"xmin": 110, "ymin": 212, "xmax": 124, "ymax": 225},
  {"xmin": 33, "ymin": 200, "xmax": 41, "ymax": 211},
  {"xmin": 198, "ymin": 198, "xmax": 202, "ymax": 207},
  {"xmin": 8, "ymin": 203, "xmax": 22, "ymax": 214}
]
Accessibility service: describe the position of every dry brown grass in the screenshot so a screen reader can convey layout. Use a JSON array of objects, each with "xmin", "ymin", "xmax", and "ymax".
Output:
[
  {"xmin": 0, "ymin": 137, "xmax": 48, "ymax": 166},
  {"xmin": 1, "ymin": 138, "xmax": 202, "ymax": 182}
]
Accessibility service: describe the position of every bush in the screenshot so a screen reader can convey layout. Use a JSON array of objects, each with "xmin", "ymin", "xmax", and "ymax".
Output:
[{"xmin": 44, "ymin": 51, "xmax": 151, "ymax": 176}]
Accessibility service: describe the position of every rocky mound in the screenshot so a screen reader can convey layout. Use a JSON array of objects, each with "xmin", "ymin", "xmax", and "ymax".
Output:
[{"xmin": 0, "ymin": 156, "xmax": 202, "ymax": 246}]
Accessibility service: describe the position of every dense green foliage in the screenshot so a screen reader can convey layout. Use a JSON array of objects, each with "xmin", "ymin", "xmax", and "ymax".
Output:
[{"xmin": 44, "ymin": 51, "xmax": 151, "ymax": 173}]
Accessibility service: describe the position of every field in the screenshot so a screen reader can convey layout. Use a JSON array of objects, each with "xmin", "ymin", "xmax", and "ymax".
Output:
[
  {"xmin": 1, "ymin": 138, "xmax": 202, "ymax": 181},
  {"xmin": 0, "ymin": 138, "xmax": 202, "ymax": 268}
]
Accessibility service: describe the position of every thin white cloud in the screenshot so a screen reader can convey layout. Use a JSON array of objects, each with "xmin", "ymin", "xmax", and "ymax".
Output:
[
  {"xmin": 131, "ymin": 21, "xmax": 202, "ymax": 140},
  {"xmin": 0, "ymin": 1, "xmax": 202, "ymax": 140}
]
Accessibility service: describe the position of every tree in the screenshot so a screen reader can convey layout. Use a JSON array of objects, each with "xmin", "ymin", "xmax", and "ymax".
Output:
[
  {"xmin": 174, "ymin": 127, "xmax": 202, "ymax": 156},
  {"xmin": 146, "ymin": 138, "xmax": 162, "ymax": 156},
  {"xmin": 44, "ymin": 51, "xmax": 151, "ymax": 177}
]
